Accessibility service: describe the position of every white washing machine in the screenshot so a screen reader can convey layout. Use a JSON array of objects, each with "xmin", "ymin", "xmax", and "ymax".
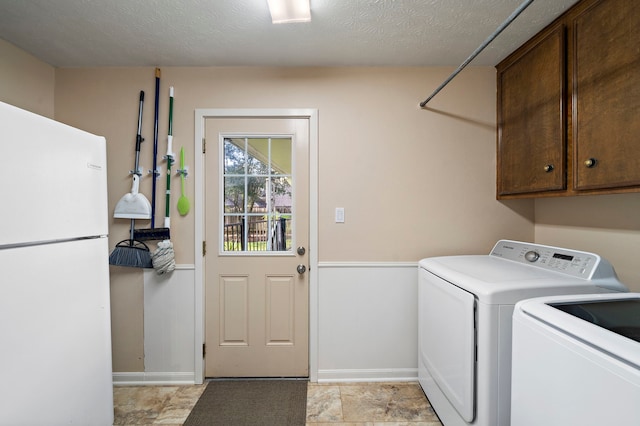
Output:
[
  {"xmin": 418, "ymin": 240, "xmax": 628, "ymax": 426},
  {"xmin": 511, "ymin": 293, "xmax": 640, "ymax": 426}
]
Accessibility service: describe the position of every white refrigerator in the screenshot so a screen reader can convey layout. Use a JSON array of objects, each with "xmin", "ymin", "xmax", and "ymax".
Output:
[{"xmin": 0, "ymin": 101, "xmax": 114, "ymax": 425}]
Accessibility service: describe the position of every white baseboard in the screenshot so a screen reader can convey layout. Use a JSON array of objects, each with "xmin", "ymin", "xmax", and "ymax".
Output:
[
  {"xmin": 112, "ymin": 371, "xmax": 196, "ymax": 386},
  {"xmin": 317, "ymin": 368, "xmax": 418, "ymax": 383}
]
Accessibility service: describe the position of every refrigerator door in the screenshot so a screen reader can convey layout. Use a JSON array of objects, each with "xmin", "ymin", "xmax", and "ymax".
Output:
[
  {"xmin": 0, "ymin": 101, "xmax": 108, "ymax": 246},
  {"xmin": 0, "ymin": 237, "xmax": 114, "ymax": 425}
]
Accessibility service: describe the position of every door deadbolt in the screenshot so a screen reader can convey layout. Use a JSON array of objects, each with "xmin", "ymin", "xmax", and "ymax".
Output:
[
  {"xmin": 297, "ymin": 246, "xmax": 306, "ymax": 256},
  {"xmin": 297, "ymin": 264, "xmax": 307, "ymax": 274}
]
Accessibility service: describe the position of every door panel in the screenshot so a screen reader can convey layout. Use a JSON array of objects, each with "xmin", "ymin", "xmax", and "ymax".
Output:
[
  {"xmin": 266, "ymin": 275, "xmax": 295, "ymax": 345},
  {"xmin": 205, "ymin": 117, "xmax": 309, "ymax": 377},
  {"xmin": 497, "ymin": 25, "xmax": 566, "ymax": 195},
  {"xmin": 573, "ymin": 0, "xmax": 640, "ymax": 190},
  {"xmin": 219, "ymin": 275, "xmax": 249, "ymax": 345}
]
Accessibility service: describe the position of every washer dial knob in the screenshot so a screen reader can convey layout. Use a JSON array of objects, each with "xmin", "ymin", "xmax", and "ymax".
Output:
[{"xmin": 524, "ymin": 251, "xmax": 540, "ymax": 262}]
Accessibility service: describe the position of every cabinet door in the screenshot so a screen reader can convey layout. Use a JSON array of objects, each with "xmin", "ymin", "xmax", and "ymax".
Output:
[
  {"xmin": 573, "ymin": 0, "xmax": 640, "ymax": 190},
  {"xmin": 497, "ymin": 26, "xmax": 566, "ymax": 196}
]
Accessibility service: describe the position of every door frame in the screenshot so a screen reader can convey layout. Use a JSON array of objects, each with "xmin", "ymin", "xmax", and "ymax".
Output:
[{"xmin": 194, "ymin": 109, "xmax": 319, "ymax": 383}]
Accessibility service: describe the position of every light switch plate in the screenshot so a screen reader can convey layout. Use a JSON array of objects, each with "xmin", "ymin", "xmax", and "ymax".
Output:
[{"xmin": 335, "ymin": 207, "xmax": 345, "ymax": 223}]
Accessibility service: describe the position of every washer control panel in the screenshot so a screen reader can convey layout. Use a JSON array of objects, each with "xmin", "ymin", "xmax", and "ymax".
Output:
[{"xmin": 490, "ymin": 240, "xmax": 601, "ymax": 279}]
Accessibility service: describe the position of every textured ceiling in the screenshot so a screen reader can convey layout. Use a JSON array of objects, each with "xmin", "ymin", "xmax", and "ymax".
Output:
[{"xmin": 0, "ymin": 0, "xmax": 579, "ymax": 68}]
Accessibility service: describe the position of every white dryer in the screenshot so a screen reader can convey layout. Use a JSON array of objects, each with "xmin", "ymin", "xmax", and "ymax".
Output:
[
  {"xmin": 511, "ymin": 293, "xmax": 640, "ymax": 426},
  {"xmin": 418, "ymin": 240, "xmax": 628, "ymax": 426}
]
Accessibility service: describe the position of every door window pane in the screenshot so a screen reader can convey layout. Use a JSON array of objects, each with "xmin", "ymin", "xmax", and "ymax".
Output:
[
  {"xmin": 224, "ymin": 138, "xmax": 246, "ymax": 173},
  {"xmin": 224, "ymin": 177, "xmax": 245, "ymax": 213},
  {"xmin": 222, "ymin": 137, "xmax": 293, "ymax": 252}
]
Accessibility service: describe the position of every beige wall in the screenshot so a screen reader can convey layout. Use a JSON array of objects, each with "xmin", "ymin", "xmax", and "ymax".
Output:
[
  {"xmin": 109, "ymin": 269, "xmax": 144, "ymax": 371},
  {"xmin": 535, "ymin": 194, "xmax": 640, "ymax": 292},
  {"xmin": 54, "ymin": 66, "xmax": 535, "ymax": 262},
  {"xmin": 0, "ymin": 39, "xmax": 55, "ymax": 117}
]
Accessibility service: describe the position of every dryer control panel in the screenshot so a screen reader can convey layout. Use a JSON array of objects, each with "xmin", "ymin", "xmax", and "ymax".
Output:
[{"xmin": 489, "ymin": 240, "xmax": 606, "ymax": 279}]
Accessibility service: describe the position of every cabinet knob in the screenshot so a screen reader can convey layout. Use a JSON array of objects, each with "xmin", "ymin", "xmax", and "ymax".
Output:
[
  {"xmin": 584, "ymin": 158, "xmax": 597, "ymax": 168},
  {"xmin": 543, "ymin": 164, "xmax": 554, "ymax": 173}
]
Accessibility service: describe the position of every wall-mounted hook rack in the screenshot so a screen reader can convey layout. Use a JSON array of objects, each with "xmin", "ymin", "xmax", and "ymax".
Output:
[{"xmin": 176, "ymin": 166, "xmax": 189, "ymax": 178}]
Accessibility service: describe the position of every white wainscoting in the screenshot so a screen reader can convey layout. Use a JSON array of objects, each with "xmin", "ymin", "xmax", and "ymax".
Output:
[
  {"xmin": 113, "ymin": 266, "xmax": 196, "ymax": 385},
  {"xmin": 317, "ymin": 262, "xmax": 419, "ymax": 383},
  {"xmin": 144, "ymin": 265, "xmax": 196, "ymax": 382},
  {"xmin": 115, "ymin": 262, "xmax": 420, "ymax": 384},
  {"xmin": 112, "ymin": 371, "xmax": 195, "ymax": 386}
]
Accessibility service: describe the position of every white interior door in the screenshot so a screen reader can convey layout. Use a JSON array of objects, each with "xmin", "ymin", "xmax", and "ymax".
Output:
[{"xmin": 204, "ymin": 117, "xmax": 309, "ymax": 377}]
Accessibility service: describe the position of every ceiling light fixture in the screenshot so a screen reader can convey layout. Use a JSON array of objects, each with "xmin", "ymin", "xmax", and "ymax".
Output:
[{"xmin": 267, "ymin": 0, "xmax": 311, "ymax": 24}]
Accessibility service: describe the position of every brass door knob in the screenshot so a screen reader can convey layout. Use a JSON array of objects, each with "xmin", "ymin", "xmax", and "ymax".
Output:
[{"xmin": 543, "ymin": 164, "xmax": 554, "ymax": 173}]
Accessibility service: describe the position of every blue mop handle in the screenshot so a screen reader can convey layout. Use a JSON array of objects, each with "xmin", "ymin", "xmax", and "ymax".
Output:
[{"xmin": 151, "ymin": 68, "xmax": 160, "ymax": 228}]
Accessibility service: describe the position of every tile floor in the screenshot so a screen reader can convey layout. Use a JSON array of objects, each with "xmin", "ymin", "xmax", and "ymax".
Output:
[{"xmin": 112, "ymin": 381, "xmax": 443, "ymax": 425}]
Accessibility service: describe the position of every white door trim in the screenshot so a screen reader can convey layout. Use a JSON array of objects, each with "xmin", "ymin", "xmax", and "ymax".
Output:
[{"xmin": 194, "ymin": 109, "xmax": 319, "ymax": 383}]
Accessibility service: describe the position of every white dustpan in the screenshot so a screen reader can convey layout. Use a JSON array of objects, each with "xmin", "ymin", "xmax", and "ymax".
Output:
[{"xmin": 114, "ymin": 174, "xmax": 152, "ymax": 219}]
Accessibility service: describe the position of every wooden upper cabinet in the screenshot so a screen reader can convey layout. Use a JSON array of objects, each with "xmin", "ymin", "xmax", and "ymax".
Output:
[
  {"xmin": 497, "ymin": 25, "xmax": 566, "ymax": 196},
  {"xmin": 496, "ymin": 0, "xmax": 640, "ymax": 199},
  {"xmin": 572, "ymin": 0, "xmax": 640, "ymax": 190}
]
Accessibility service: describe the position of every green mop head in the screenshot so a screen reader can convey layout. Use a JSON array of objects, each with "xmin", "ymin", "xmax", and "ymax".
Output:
[{"xmin": 109, "ymin": 239, "xmax": 153, "ymax": 268}]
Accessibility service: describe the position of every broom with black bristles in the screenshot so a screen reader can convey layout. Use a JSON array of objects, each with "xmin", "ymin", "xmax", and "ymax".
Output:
[
  {"xmin": 109, "ymin": 90, "xmax": 153, "ymax": 268},
  {"xmin": 109, "ymin": 219, "xmax": 153, "ymax": 268}
]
